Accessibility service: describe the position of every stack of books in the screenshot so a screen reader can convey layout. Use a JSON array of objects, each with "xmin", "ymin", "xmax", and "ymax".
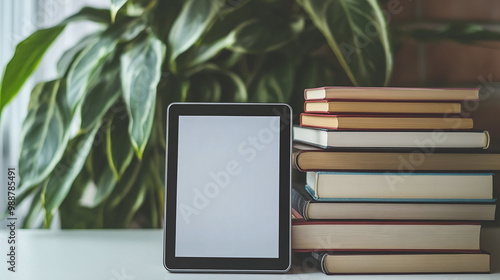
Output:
[{"xmin": 292, "ymin": 86, "xmax": 500, "ymax": 275}]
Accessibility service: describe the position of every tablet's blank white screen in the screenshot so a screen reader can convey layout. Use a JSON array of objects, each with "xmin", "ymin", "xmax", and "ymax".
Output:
[{"xmin": 175, "ymin": 116, "xmax": 280, "ymax": 258}]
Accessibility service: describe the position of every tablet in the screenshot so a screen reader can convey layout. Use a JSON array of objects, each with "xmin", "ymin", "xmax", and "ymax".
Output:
[{"xmin": 163, "ymin": 103, "xmax": 292, "ymax": 273}]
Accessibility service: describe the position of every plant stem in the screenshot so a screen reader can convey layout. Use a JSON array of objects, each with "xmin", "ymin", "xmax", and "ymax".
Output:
[{"xmin": 109, "ymin": 163, "xmax": 142, "ymax": 208}]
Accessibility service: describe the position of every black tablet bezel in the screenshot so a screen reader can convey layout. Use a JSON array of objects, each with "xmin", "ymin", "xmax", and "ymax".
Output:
[{"xmin": 163, "ymin": 103, "xmax": 292, "ymax": 272}]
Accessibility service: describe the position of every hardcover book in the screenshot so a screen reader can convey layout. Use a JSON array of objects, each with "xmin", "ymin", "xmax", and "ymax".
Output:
[
  {"xmin": 304, "ymin": 100, "xmax": 462, "ymax": 114},
  {"xmin": 292, "ymin": 187, "xmax": 497, "ymax": 221},
  {"xmin": 309, "ymin": 251, "xmax": 490, "ymax": 274},
  {"xmin": 300, "ymin": 113, "xmax": 473, "ymax": 130},
  {"xmin": 304, "ymin": 86, "xmax": 479, "ymax": 101},
  {"xmin": 292, "ymin": 220, "xmax": 481, "ymax": 251},
  {"xmin": 306, "ymin": 172, "xmax": 494, "ymax": 200},
  {"xmin": 292, "ymin": 126, "xmax": 490, "ymax": 149},
  {"xmin": 292, "ymin": 144, "xmax": 500, "ymax": 171}
]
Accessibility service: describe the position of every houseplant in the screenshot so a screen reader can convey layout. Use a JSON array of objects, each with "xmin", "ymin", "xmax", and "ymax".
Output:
[
  {"xmin": 3, "ymin": 0, "xmax": 495, "ymax": 229},
  {"xmin": 0, "ymin": 0, "xmax": 394, "ymax": 228}
]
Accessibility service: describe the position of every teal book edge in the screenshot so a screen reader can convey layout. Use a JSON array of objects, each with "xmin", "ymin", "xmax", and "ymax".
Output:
[{"xmin": 304, "ymin": 184, "xmax": 498, "ymax": 203}]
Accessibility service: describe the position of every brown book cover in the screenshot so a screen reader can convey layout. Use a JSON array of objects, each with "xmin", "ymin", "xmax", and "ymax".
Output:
[
  {"xmin": 291, "ymin": 186, "xmax": 497, "ymax": 221},
  {"xmin": 304, "ymin": 86, "xmax": 480, "ymax": 101},
  {"xmin": 303, "ymin": 100, "xmax": 462, "ymax": 114},
  {"xmin": 292, "ymin": 219, "xmax": 482, "ymax": 252},
  {"xmin": 309, "ymin": 251, "xmax": 490, "ymax": 274},
  {"xmin": 300, "ymin": 113, "xmax": 473, "ymax": 130},
  {"xmin": 292, "ymin": 144, "xmax": 500, "ymax": 172}
]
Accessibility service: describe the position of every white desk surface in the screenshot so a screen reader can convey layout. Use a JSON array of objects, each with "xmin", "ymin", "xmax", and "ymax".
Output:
[{"xmin": 0, "ymin": 228, "xmax": 499, "ymax": 280}]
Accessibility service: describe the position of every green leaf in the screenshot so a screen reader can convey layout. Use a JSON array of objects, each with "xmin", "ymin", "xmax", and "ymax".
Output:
[
  {"xmin": 90, "ymin": 163, "xmax": 117, "ymax": 207},
  {"xmin": 151, "ymin": 0, "xmax": 184, "ymax": 42},
  {"xmin": 198, "ymin": 0, "xmax": 260, "ymax": 44},
  {"xmin": 11, "ymin": 177, "xmax": 39, "ymax": 209},
  {"xmin": 179, "ymin": 80, "xmax": 190, "ymax": 103},
  {"xmin": 145, "ymin": 157, "xmax": 163, "ymax": 228},
  {"xmin": 0, "ymin": 6, "xmax": 111, "ymax": 118},
  {"xmin": 122, "ymin": 178, "xmax": 148, "ymax": 226},
  {"xmin": 41, "ymin": 123, "xmax": 100, "ymax": 227},
  {"xmin": 294, "ymin": 57, "xmax": 337, "ymax": 96},
  {"xmin": 108, "ymin": 162, "xmax": 141, "ymax": 208},
  {"xmin": 149, "ymin": 186, "xmax": 159, "ymax": 228},
  {"xmin": 124, "ymin": 0, "xmax": 147, "ymax": 17},
  {"xmin": 184, "ymin": 33, "xmax": 236, "ymax": 68},
  {"xmin": 0, "ymin": 26, "xmax": 65, "ymax": 118},
  {"xmin": 229, "ymin": 19, "xmax": 299, "ymax": 53},
  {"xmin": 158, "ymin": 74, "xmax": 189, "ymax": 106},
  {"xmin": 63, "ymin": 6, "xmax": 112, "ymax": 25},
  {"xmin": 150, "ymin": 152, "xmax": 165, "ymax": 191},
  {"xmin": 104, "ymin": 160, "xmax": 147, "ymax": 227},
  {"xmin": 251, "ymin": 55, "xmax": 294, "ymax": 102},
  {"xmin": 18, "ymin": 80, "xmax": 71, "ymax": 192},
  {"xmin": 106, "ymin": 112, "xmax": 134, "ymax": 179},
  {"xmin": 21, "ymin": 185, "xmax": 44, "ymax": 228},
  {"xmin": 189, "ymin": 64, "xmax": 247, "ymax": 102},
  {"xmin": 182, "ymin": 15, "xmax": 303, "ymax": 68},
  {"xmin": 66, "ymin": 35, "xmax": 118, "ymax": 111},
  {"xmin": 151, "ymin": 153, "xmax": 165, "ymax": 220},
  {"xmin": 66, "ymin": 18, "xmax": 146, "ymax": 112},
  {"xmin": 80, "ymin": 66, "xmax": 122, "ymax": 131},
  {"xmin": 218, "ymin": 69, "xmax": 248, "ymax": 102},
  {"xmin": 57, "ymin": 34, "xmax": 98, "ymax": 76},
  {"xmin": 88, "ymin": 134, "xmax": 109, "ymax": 180},
  {"xmin": 121, "ymin": 33, "xmax": 166, "ymax": 159},
  {"xmin": 168, "ymin": 0, "xmax": 224, "ymax": 71},
  {"xmin": 297, "ymin": 0, "xmax": 392, "ymax": 86},
  {"xmin": 111, "ymin": 0, "xmax": 128, "ymax": 22},
  {"xmin": 59, "ymin": 172, "xmax": 100, "ymax": 229}
]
